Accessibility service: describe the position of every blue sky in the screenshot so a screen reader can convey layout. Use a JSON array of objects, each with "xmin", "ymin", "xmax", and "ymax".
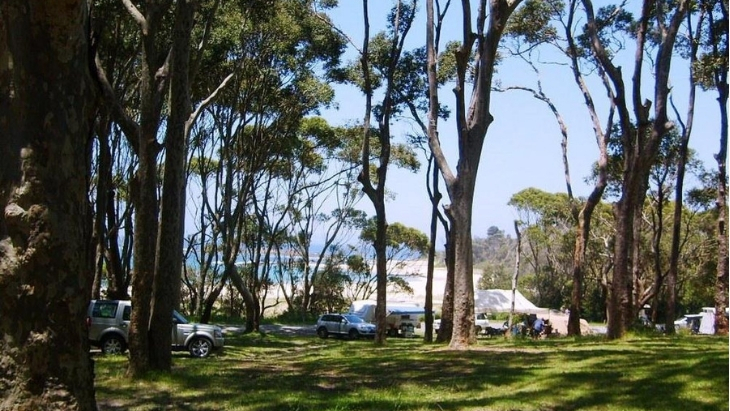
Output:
[{"xmin": 316, "ymin": 1, "xmax": 722, "ymax": 246}]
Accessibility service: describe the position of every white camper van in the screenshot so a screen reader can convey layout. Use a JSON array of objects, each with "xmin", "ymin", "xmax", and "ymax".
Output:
[{"xmin": 349, "ymin": 300, "xmax": 424, "ymax": 337}]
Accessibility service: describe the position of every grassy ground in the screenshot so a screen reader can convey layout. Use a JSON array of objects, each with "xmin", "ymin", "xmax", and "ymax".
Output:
[{"xmin": 93, "ymin": 332, "xmax": 729, "ymax": 411}]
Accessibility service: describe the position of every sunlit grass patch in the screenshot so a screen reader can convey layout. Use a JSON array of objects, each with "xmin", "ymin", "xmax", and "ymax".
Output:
[{"xmin": 94, "ymin": 333, "xmax": 728, "ymax": 411}]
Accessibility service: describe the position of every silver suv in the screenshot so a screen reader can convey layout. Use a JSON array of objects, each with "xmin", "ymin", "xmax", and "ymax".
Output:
[
  {"xmin": 87, "ymin": 300, "xmax": 224, "ymax": 358},
  {"xmin": 316, "ymin": 314, "xmax": 376, "ymax": 339}
]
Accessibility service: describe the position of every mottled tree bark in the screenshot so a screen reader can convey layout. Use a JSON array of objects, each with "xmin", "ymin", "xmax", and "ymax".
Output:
[{"xmin": 0, "ymin": 1, "xmax": 97, "ymax": 409}]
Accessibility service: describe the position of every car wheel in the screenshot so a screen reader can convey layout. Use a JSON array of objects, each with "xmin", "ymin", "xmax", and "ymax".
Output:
[
  {"xmin": 317, "ymin": 327, "xmax": 329, "ymax": 339},
  {"xmin": 387, "ymin": 328, "xmax": 398, "ymax": 337},
  {"xmin": 475, "ymin": 325, "xmax": 482, "ymax": 335},
  {"xmin": 188, "ymin": 337, "xmax": 213, "ymax": 358},
  {"xmin": 348, "ymin": 329, "xmax": 360, "ymax": 340},
  {"xmin": 101, "ymin": 335, "xmax": 125, "ymax": 355}
]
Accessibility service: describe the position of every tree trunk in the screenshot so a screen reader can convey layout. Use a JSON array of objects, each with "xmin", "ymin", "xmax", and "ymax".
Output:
[
  {"xmin": 568, "ymin": 219, "xmax": 586, "ymax": 335},
  {"xmin": 122, "ymin": 0, "xmax": 170, "ymax": 376},
  {"xmin": 227, "ymin": 265, "xmax": 257, "ymax": 333},
  {"xmin": 425, "ymin": 0, "xmax": 450, "ymax": 344},
  {"xmin": 127, "ymin": 138, "xmax": 159, "ymax": 377},
  {"xmin": 372, "ymin": 199, "xmax": 388, "ymax": 344},
  {"xmin": 200, "ymin": 275, "xmax": 228, "ymax": 324},
  {"xmin": 424, "ymin": 157, "xmax": 442, "ymax": 343},
  {"xmin": 563, "ymin": 0, "xmax": 611, "ymax": 335},
  {"xmin": 104, "ymin": 188, "xmax": 130, "ymax": 300},
  {"xmin": 447, "ymin": 193, "xmax": 476, "ymax": 349},
  {"xmin": 0, "ymin": 1, "xmax": 97, "ymax": 409},
  {"xmin": 436, "ymin": 229, "xmax": 455, "ymax": 343},
  {"xmin": 509, "ymin": 221, "xmax": 522, "ymax": 333},
  {"xmin": 608, "ymin": 199, "xmax": 632, "ymax": 339},
  {"xmin": 713, "ymin": 68, "xmax": 729, "ymax": 336},
  {"xmin": 91, "ymin": 116, "xmax": 112, "ymax": 300},
  {"xmin": 356, "ymin": 0, "xmax": 405, "ymax": 346},
  {"xmin": 149, "ymin": 0, "xmax": 195, "ymax": 371}
]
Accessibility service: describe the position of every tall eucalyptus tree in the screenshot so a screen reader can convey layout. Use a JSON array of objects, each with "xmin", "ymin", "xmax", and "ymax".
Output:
[
  {"xmin": 581, "ymin": 0, "xmax": 691, "ymax": 338},
  {"xmin": 356, "ymin": 0, "xmax": 418, "ymax": 344},
  {"xmin": 426, "ymin": 0, "xmax": 523, "ymax": 348}
]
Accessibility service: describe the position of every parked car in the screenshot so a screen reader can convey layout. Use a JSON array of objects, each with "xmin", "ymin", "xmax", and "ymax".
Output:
[
  {"xmin": 674, "ymin": 314, "xmax": 702, "ymax": 332},
  {"xmin": 316, "ymin": 314, "xmax": 376, "ymax": 339},
  {"xmin": 87, "ymin": 300, "xmax": 224, "ymax": 358},
  {"xmin": 434, "ymin": 313, "xmax": 491, "ymax": 335}
]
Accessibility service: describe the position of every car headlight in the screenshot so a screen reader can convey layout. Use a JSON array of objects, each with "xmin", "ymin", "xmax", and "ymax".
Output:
[{"xmin": 214, "ymin": 329, "xmax": 223, "ymax": 338}]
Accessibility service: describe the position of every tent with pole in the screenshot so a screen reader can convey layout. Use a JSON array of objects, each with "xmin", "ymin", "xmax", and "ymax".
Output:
[{"xmin": 474, "ymin": 289, "xmax": 592, "ymax": 335}]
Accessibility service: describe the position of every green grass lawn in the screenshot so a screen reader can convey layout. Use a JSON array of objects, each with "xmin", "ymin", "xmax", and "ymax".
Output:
[{"xmin": 93, "ymin": 332, "xmax": 729, "ymax": 411}]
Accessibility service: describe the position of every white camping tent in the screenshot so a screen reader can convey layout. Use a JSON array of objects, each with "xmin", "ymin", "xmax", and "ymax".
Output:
[
  {"xmin": 474, "ymin": 289, "xmax": 592, "ymax": 335},
  {"xmin": 474, "ymin": 289, "xmax": 548, "ymax": 314}
]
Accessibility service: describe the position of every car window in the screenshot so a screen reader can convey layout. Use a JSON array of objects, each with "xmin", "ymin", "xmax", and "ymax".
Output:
[
  {"xmin": 344, "ymin": 315, "xmax": 363, "ymax": 323},
  {"xmin": 122, "ymin": 305, "xmax": 131, "ymax": 321},
  {"xmin": 173, "ymin": 310, "xmax": 189, "ymax": 324},
  {"xmin": 92, "ymin": 302, "xmax": 118, "ymax": 319}
]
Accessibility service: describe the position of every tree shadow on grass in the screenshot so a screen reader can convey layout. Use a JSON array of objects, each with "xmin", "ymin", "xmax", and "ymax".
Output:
[{"xmin": 94, "ymin": 335, "xmax": 729, "ymax": 411}]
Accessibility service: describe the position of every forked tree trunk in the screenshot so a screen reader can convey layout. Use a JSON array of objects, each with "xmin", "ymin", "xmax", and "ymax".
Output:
[
  {"xmin": 428, "ymin": 0, "xmax": 522, "ymax": 348},
  {"xmin": 0, "ymin": 1, "xmax": 97, "ymax": 409}
]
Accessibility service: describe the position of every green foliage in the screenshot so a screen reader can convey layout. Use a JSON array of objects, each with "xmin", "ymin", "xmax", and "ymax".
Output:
[
  {"xmin": 501, "ymin": 180, "xmax": 720, "ymax": 322},
  {"xmin": 474, "ymin": 226, "xmax": 518, "ymax": 290},
  {"xmin": 509, "ymin": 187, "xmax": 573, "ymax": 226},
  {"xmin": 309, "ymin": 257, "xmax": 350, "ymax": 314},
  {"xmin": 334, "ymin": 124, "xmax": 421, "ymax": 175},
  {"xmin": 693, "ymin": 0, "xmax": 728, "ymax": 91},
  {"xmin": 360, "ymin": 220, "xmax": 429, "ymax": 258},
  {"xmin": 589, "ymin": 127, "xmax": 705, "ymax": 200},
  {"xmin": 437, "ymin": 41, "xmax": 460, "ymax": 84},
  {"xmin": 577, "ymin": 4, "xmax": 637, "ymax": 60},
  {"xmin": 506, "ymin": 0, "xmax": 563, "ymax": 44}
]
